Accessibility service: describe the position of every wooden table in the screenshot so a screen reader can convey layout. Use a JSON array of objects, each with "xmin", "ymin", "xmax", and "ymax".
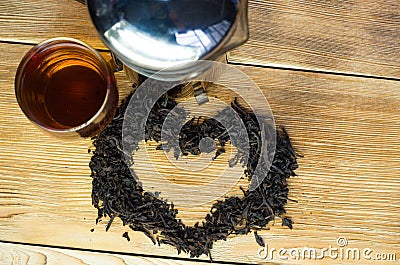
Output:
[{"xmin": 1, "ymin": 0, "xmax": 399, "ymax": 264}]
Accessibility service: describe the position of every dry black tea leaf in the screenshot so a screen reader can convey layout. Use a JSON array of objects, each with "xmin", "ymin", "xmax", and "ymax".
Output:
[
  {"xmin": 282, "ymin": 217, "xmax": 294, "ymax": 229},
  {"xmin": 254, "ymin": 231, "xmax": 265, "ymax": 247},
  {"xmin": 122, "ymin": 232, "xmax": 131, "ymax": 242}
]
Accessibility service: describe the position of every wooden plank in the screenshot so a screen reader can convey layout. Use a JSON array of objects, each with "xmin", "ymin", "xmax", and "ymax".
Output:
[
  {"xmin": 0, "ymin": 0, "xmax": 399, "ymax": 78},
  {"xmin": 229, "ymin": 0, "xmax": 400, "ymax": 78},
  {"xmin": 1, "ymin": 42, "xmax": 400, "ymax": 264},
  {"xmin": 0, "ymin": 0, "xmax": 105, "ymax": 48},
  {"xmin": 0, "ymin": 242, "xmax": 217, "ymax": 265}
]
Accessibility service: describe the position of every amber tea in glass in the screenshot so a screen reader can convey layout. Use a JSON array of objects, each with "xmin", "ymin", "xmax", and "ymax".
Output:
[{"xmin": 15, "ymin": 38, "xmax": 118, "ymax": 138}]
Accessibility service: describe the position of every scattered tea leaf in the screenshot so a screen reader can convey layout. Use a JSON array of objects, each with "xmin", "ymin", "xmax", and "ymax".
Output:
[
  {"xmin": 254, "ymin": 231, "xmax": 265, "ymax": 247},
  {"xmin": 282, "ymin": 217, "xmax": 293, "ymax": 229},
  {"xmin": 122, "ymin": 232, "xmax": 130, "ymax": 242}
]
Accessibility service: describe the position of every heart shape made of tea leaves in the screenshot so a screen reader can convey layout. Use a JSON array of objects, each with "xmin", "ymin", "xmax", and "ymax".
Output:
[{"xmin": 89, "ymin": 93, "xmax": 298, "ymax": 260}]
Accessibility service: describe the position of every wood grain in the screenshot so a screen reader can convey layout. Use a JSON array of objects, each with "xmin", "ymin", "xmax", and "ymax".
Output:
[
  {"xmin": 1, "ymin": 42, "xmax": 399, "ymax": 264},
  {"xmin": 0, "ymin": 0, "xmax": 104, "ymax": 47},
  {"xmin": 1, "ymin": 0, "xmax": 399, "ymax": 78},
  {"xmin": 229, "ymin": 0, "xmax": 400, "ymax": 79},
  {"xmin": 0, "ymin": 242, "xmax": 215, "ymax": 265}
]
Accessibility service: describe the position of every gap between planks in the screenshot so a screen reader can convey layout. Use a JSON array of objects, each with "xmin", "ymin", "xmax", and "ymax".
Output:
[
  {"xmin": 0, "ymin": 241, "xmax": 253, "ymax": 265},
  {"xmin": 1, "ymin": 39, "xmax": 399, "ymax": 83}
]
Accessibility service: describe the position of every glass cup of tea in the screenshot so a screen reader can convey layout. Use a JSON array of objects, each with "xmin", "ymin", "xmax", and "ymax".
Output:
[{"xmin": 15, "ymin": 37, "xmax": 119, "ymax": 138}]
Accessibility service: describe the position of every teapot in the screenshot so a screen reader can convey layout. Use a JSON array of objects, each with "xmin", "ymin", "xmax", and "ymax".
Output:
[{"xmin": 86, "ymin": 0, "xmax": 249, "ymax": 81}]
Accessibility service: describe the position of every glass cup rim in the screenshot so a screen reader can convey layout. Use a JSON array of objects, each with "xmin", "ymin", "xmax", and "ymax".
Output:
[{"xmin": 15, "ymin": 37, "xmax": 116, "ymax": 134}]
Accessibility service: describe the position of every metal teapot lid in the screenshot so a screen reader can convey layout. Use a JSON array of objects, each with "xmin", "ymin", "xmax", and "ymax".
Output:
[{"xmin": 87, "ymin": 0, "xmax": 248, "ymax": 80}]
